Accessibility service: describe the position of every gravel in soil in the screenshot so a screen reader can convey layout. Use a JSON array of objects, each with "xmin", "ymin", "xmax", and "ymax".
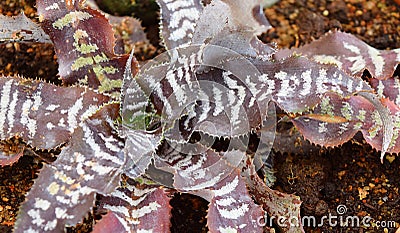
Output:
[
  {"xmin": 273, "ymin": 131, "xmax": 400, "ymax": 232},
  {"xmin": 263, "ymin": 0, "xmax": 400, "ymax": 50},
  {"xmin": 0, "ymin": 0, "xmax": 400, "ymax": 232}
]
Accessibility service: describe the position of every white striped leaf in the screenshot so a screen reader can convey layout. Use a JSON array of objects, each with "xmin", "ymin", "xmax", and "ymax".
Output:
[
  {"xmin": 157, "ymin": 0, "xmax": 204, "ymax": 50},
  {"xmin": 0, "ymin": 77, "xmax": 109, "ymax": 150},
  {"xmin": 275, "ymin": 30, "xmax": 400, "ymax": 80},
  {"xmin": 95, "ymin": 178, "xmax": 172, "ymax": 233},
  {"xmin": 14, "ymin": 104, "xmax": 125, "ymax": 232},
  {"xmin": 207, "ymin": 171, "xmax": 264, "ymax": 233},
  {"xmin": 123, "ymin": 130, "xmax": 161, "ymax": 179}
]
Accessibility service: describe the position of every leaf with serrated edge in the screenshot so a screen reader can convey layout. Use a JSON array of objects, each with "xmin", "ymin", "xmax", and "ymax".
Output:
[
  {"xmin": 174, "ymin": 148, "xmax": 245, "ymax": 192},
  {"xmin": 123, "ymin": 130, "xmax": 161, "ymax": 179},
  {"xmin": 0, "ymin": 76, "xmax": 109, "ymax": 150},
  {"xmin": 126, "ymin": 44, "xmax": 270, "ymax": 141},
  {"xmin": 253, "ymin": 56, "xmax": 373, "ymax": 112},
  {"xmin": 36, "ymin": 0, "xmax": 138, "ymax": 98},
  {"xmin": 292, "ymin": 92, "xmax": 400, "ymax": 158},
  {"xmin": 275, "ymin": 30, "xmax": 400, "ymax": 80},
  {"xmin": 14, "ymin": 104, "xmax": 125, "ymax": 232}
]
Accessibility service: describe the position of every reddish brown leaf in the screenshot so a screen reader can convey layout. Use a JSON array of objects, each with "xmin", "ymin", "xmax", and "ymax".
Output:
[
  {"xmin": 207, "ymin": 171, "xmax": 264, "ymax": 233},
  {"xmin": 244, "ymin": 159, "xmax": 304, "ymax": 233},
  {"xmin": 14, "ymin": 104, "xmax": 125, "ymax": 232},
  {"xmin": 292, "ymin": 92, "xmax": 400, "ymax": 156},
  {"xmin": 36, "ymin": 0, "xmax": 138, "ymax": 98},
  {"xmin": 92, "ymin": 212, "xmax": 126, "ymax": 233},
  {"xmin": 0, "ymin": 76, "xmax": 109, "ymax": 150},
  {"xmin": 275, "ymin": 30, "xmax": 400, "ymax": 80},
  {"xmin": 96, "ymin": 179, "xmax": 172, "ymax": 233}
]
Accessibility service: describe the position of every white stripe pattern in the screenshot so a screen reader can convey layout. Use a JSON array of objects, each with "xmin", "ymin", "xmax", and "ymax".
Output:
[{"xmin": 0, "ymin": 80, "xmax": 13, "ymax": 137}]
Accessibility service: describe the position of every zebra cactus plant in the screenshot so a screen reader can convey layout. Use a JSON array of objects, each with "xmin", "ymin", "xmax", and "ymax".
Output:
[{"xmin": 0, "ymin": 0, "xmax": 399, "ymax": 232}]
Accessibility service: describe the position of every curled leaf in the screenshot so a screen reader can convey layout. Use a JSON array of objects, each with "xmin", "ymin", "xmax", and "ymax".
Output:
[
  {"xmin": 36, "ymin": 0, "xmax": 138, "ymax": 98},
  {"xmin": 192, "ymin": 0, "xmax": 275, "ymax": 57},
  {"xmin": 86, "ymin": 0, "xmax": 149, "ymax": 55},
  {"xmin": 0, "ymin": 138, "xmax": 24, "ymax": 166},
  {"xmin": 244, "ymin": 159, "xmax": 304, "ymax": 233}
]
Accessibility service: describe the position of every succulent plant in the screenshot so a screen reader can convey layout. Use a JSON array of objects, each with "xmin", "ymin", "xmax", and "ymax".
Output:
[{"xmin": 0, "ymin": 0, "xmax": 399, "ymax": 232}]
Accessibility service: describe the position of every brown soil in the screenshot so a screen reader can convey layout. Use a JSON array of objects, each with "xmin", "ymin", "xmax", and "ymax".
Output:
[{"xmin": 0, "ymin": 0, "xmax": 399, "ymax": 233}]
